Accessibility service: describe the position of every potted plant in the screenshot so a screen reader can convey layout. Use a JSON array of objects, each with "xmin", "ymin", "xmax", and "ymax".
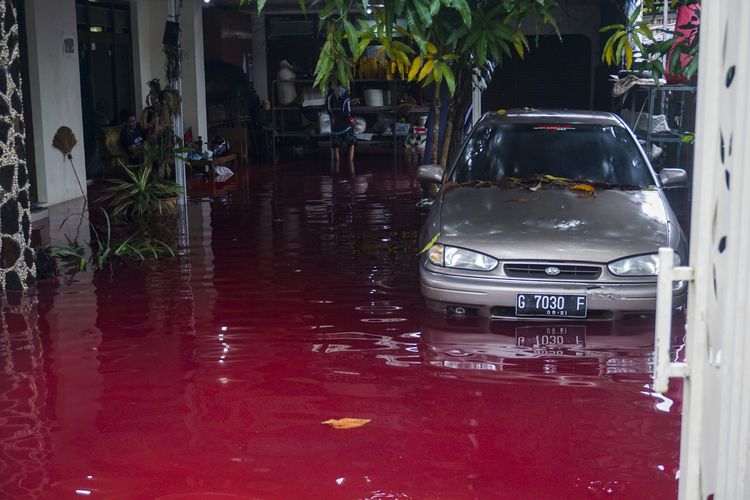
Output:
[{"xmin": 99, "ymin": 142, "xmax": 183, "ymax": 219}]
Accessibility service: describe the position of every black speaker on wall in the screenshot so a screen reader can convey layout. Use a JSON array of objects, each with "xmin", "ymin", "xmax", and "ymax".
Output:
[{"xmin": 163, "ymin": 21, "xmax": 180, "ymax": 47}]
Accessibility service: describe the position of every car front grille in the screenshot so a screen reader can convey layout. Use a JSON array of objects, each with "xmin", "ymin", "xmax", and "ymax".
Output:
[{"xmin": 503, "ymin": 263, "xmax": 602, "ymax": 280}]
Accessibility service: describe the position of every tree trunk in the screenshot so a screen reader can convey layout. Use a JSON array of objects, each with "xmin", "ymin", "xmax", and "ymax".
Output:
[
  {"xmin": 440, "ymin": 93, "xmax": 455, "ymax": 167},
  {"xmin": 0, "ymin": 0, "xmax": 35, "ymax": 290},
  {"xmin": 430, "ymin": 85, "xmax": 442, "ymax": 166},
  {"xmin": 446, "ymin": 75, "xmax": 473, "ymax": 167},
  {"xmin": 441, "ymin": 71, "xmax": 470, "ymax": 167}
]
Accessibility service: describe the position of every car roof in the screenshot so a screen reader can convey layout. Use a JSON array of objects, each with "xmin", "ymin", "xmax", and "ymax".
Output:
[{"xmin": 479, "ymin": 109, "xmax": 625, "ymax": 127}]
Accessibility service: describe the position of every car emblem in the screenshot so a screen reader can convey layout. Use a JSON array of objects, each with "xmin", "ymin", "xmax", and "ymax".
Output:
[{"xmin": 545, "ymin": 266, "xmax": 561, "ymax": 276}]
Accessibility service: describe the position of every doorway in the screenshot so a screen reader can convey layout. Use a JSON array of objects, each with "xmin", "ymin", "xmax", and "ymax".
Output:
[{"xmin": 75, "ymin": 0, "xmax": 135, "ymax": 179}]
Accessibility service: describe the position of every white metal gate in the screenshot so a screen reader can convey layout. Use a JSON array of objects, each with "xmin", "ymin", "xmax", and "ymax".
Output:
[{"xmin": 653, "ymin": 1, "xmax": 750, "ymax": 498}]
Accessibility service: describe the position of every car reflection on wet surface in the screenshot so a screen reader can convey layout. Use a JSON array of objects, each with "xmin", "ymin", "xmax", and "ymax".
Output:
[{"xmin": 0, "ymin": 160, "xmax": 683, "ymax": 498}]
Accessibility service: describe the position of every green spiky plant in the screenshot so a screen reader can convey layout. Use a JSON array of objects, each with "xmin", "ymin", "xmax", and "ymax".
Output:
[
  {"xmin": 99, "ymin": 142, "xmax": 183, "ymax": 220},
  {"xmin": 99, "ymin": 164, "xmax": 183, "ymax": 219},
  {"xmin": 49, "ymin": 128, "xmax": 180, "ymax": 274}
]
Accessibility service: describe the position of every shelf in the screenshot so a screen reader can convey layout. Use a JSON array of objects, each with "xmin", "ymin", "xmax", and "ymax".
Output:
[
  {"xmin": 274, "ymin": 105, "xmax": 395, "ymax": 112},
  {"xmin": 352, "ymin": 106, "xmax": 393, "ymax": 113},
  {"xmin": 272, "ymin": 79, "xmax": 401, "ymax": 86},
  {"xmin": 649, "ymin": 135, "xmax": 690, "ymax": 143},
  {"xmin": 271, "ymin": 131, "xmax": 397, "ymax": 140},
  {"xmin": 272, "ymin": 131, "xmax": 320, "ymax": 137},
  {"xmin": 271, "ymin": 79, "xmax": 404, "ymax": 163}
]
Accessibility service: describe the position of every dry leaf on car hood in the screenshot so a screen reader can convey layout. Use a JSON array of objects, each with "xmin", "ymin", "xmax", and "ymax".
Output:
[
  {"xmin": 322, "ymin": 418, "xmax": 372, "ymax": 429},
  {"xmin": 569, "ymin": 183, "xmax": 596, "ymax": 196}
]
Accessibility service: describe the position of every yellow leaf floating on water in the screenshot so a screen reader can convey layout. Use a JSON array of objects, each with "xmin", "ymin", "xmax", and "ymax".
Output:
[
  {"xmin": 569, "ymin": 183, "xmax": 596, "ymax": 196},
  {"xmin": 322, "ymin": 418, "xmax": 372, "ymax": 429}
]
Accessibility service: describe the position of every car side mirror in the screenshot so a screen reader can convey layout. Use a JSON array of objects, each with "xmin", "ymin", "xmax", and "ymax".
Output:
[
  {"xmin": 417, "ymin": 164, "xmax": 444, "ymax": 184},
  {"xmin": 659, "ymin": 168, "xmax": 688, "ymax": 188}
]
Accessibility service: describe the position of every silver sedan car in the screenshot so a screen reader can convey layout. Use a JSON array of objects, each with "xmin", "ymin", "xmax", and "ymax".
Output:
[{"xmin": 418, "ymin": 110, "xmax": 688, "ymax": 320}]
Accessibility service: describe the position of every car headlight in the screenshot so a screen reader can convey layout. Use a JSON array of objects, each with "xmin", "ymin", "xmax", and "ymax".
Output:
[
  {"xmin": 427, "ymin": 244, "xmax": 499, "ymax": 271},
  {"xmin": 608, "ymin": 253, "xmax": 681, "ymax": 276}
]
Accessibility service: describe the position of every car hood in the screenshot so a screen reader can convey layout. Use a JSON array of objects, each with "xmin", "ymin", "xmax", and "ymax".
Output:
[{"xmin": 438, "ymin": 187, "xmax": 671, "ymax": 263}]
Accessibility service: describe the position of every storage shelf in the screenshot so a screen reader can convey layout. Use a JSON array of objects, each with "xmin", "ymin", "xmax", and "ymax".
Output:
[
  {"xmin": 626, "ymin": 84, "xmax": 696, "ymax": 159},
  {"xmin": 650, "ymin": 134, "xmax": 691, "ymax": 143},
  {"xmin": 271, "ymin": 78, "xmax": 404, "ymax": 163},
  {"xmin": 275, "ymin": 105, "xmax": 395, "ymax": 112},
  {"xmin": 353, "ymin": 106, "xmax": 394, "ymax": 113}
]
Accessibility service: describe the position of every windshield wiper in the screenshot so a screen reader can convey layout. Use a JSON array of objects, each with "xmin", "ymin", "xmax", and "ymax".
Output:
[
  {"xmin": 582, "ymin": 179, "xmax": 648, "ymax": 190},
  {"xmin": 448, "ymin": 175, "xmax": 648, "ymax": 191}
]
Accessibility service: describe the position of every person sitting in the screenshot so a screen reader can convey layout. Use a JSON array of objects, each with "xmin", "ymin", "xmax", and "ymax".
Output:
[{"xmin": 119, "ymin": 110, "xmax": 146, "ymax": 164}]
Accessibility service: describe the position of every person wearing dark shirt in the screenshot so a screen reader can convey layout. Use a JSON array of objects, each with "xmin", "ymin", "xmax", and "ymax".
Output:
[
  {"xmin": 119, "ymin": 112, "xmax": 146, "ymax": 163},
  {"xmin": 325, "ymin": 86, "xmax": 355, "ymax": 171}
]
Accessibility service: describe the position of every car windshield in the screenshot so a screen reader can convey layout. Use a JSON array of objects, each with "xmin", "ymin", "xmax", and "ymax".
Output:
[{"xmin": 448, "ymin": 123, "xmax": 655, "ymax": 188}]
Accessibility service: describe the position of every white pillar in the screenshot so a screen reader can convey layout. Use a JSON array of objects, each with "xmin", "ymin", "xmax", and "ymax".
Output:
[
  {"xmin": 181, "ymin": 0, "xmax": 207, "ymax": 141},
  {"xmin": 168, "ymin": 0, "xmax": 186, "ymax": 206},
  {"xmin": 24, "ymin": 0, "xmax": 86, "ymax": 205},
  {"xmin": 132, "ymin": 0, "xmax": 206, "ymax": 204},
  {"xmin": 679, "ymin": 1, "xmax": 750, "ymax": 499}
]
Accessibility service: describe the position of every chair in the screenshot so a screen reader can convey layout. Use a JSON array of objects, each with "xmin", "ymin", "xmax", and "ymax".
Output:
[
  {"xmin": 216, "ymin": 127, "xmax": 250, "ymax": 165},
  {"xmin": 98, "ymin": 125, "xmax": 129, "ymax": 177}
]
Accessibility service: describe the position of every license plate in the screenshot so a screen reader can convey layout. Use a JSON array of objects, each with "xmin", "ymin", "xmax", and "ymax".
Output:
[
  {"xmin": 515, "ymin": 325, "xmax": 587, "ymax": 348},
  {"xmin": 515, "ymin": 293, "xmax": 587, "ymax": 318}
]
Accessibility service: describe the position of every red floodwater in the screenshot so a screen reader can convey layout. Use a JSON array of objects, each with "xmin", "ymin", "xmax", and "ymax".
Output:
[{"xmin": 1, "ymin": 159, "xmax": 684, "ymax": 499}]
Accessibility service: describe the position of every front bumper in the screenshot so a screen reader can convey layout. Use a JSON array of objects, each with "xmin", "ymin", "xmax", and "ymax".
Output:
[{"xmin": 420, "ymin": 267, "xmax": 688, "ymax": 319}]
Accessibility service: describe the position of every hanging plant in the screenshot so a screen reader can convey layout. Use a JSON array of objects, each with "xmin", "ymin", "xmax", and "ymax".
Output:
[{"xmin": 164, "ymin": 45, "xmax": 184, "ymax": 84}]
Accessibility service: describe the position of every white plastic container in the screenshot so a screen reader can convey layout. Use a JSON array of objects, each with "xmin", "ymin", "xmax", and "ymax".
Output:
[
  {"xmin": 363, "ymin": 88, "xmax": 384, "ymax": 107},
  {"xmin": 318, "ymin": 112, "xmax": 331, "ymax": 135}
]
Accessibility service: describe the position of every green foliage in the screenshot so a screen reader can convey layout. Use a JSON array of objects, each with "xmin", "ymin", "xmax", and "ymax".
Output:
[
  {"xmin": 242, "ymin": 0, "xmax": 557, "ymax": 94},
  {"xmin": 50, "ymin": 237, "xmax": 87, "ymax": 271},
  {"xmin": 241, "ymin": 0, "xmax": 559, "ymax": 166},
  {"xmin": 90, "ymin": 209, "xmax": 176, "ymax": 268},
  {"xmin": 50, "ymin": 125, "xmax": 179, "ymax": 275},
  {"xmin": 50, "ymin": 208, "xmax": 178, "ymax": 273},
  {"xmin": 99, "ymin": 164, "xmax": 183, "ymax": 220},
  {"xmin": 601, "ymin": 0, "xmax": 700, "ymax": 83}
]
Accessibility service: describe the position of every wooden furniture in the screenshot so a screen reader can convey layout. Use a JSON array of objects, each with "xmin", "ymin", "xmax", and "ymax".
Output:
[
  {"xmin": 188, "ymin": 153, "xmax": 238, "ymax": 176},
  {"xmin": 98, "ymin": 125, "xmax": 131, "ymax": 176},
  {"xmin": 216, "ymin": 127, "xmax": 250, "ymax": 165}
]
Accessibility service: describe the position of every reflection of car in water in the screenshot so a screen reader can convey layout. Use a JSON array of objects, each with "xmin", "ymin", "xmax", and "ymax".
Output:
[
  {"xmin": 417, "ymin": 110, "xmax": 689, "ymax": 320},
  {"xmin": 419, "ymin": 313, "xmax": 686, "ymax": 379}
]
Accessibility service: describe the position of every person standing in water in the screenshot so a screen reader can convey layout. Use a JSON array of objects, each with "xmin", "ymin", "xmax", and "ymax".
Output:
[{"xmin": 325, "ymin": 85, "xmax": 356, "ymax": 172}]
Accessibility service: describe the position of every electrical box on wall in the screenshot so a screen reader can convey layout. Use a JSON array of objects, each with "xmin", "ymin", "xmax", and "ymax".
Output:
[{"xmin": 163, "ymin": 21, "xmax": 180, "ymax": 47}]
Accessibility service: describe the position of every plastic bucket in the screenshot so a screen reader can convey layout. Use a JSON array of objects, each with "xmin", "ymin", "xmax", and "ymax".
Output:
[{"xmin": 363, "ymin": 88, "xmax": 384, "ymax": 107}]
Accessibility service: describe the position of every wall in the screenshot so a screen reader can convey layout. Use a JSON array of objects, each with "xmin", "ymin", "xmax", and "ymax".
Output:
[
  {"xmin": 203, "ymin": 7, "xmax": 253, "ymax": 69},
  {"xmin": 131, "ymin": 0, "xmax": 207, "ymax": 140},
  {"xmin": 130, "ymin": 0, "xmax": 156, "ymax": 111},
  {"xmin": 452, "ymin": 0, "xmax": 604, "ymax": 117},
  {"xmin": 24, "ymin": 0, "xmax": 86, "ymax": 205}
]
